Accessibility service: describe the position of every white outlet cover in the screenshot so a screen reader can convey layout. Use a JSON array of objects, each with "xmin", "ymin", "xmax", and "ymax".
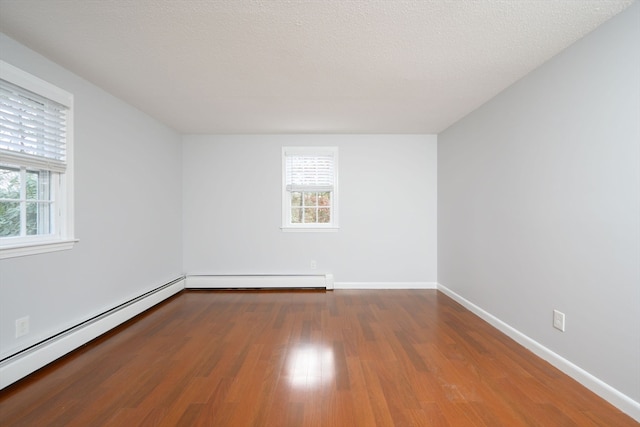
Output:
[
  {"xmin": 553, "ymin": 310, "xmax": 565, "ymax": 332},
  {"xmin": 15, "ymin": 316, "xmax": 29, "ymax": 338}
]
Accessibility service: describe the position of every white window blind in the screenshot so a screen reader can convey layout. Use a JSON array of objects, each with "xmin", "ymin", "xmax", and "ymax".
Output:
[
  {"xmin": 0, "ymin": 78, "xmax": 68, "ymax": 173},
  {"xmin": 285, "ymin": 152, "xmax": 335, "ymax": 192}
]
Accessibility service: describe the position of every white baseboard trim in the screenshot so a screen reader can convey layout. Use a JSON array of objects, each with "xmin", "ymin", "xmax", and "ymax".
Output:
[
  {"xmin": 186, "ymin": 274, "xmax": 334, "ymax": 290},
  {"xmin": 333, "ymin": 282, "xmax": 437, "ymax": 290},
  {"xmin": 437, "ymin": 283, "xmax": 640, "ymax": 422},
  {"xmin": 0, "ymin": 277, "xmax": 185, "ymax": 390}
]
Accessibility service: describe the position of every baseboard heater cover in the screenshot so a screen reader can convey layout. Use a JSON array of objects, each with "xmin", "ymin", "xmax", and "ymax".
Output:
[
  {"xmin": 0, "ymin": 277, "xmax": 185, "ymax": 389},
  {"xmin": 186, "ymin": 274, "xmax": 334, "ymax": 290}
]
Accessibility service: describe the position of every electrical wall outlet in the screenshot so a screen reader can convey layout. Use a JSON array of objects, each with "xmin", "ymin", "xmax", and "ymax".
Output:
[
  {"xmin": 310, "ymin": 260, "xmax": 317, "ymax": 269},
  {"xmin": 15, "ymin": 316, "xmax": 29, "ymax": 338},
  {"xmin": 553, "ymin": 310, "xmax": 565, "ymax": 332}
]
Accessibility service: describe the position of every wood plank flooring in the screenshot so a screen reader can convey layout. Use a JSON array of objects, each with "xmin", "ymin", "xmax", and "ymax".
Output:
[{"xmin": 0, "ymin": 290, "xmax": 636, "ymax": 426}]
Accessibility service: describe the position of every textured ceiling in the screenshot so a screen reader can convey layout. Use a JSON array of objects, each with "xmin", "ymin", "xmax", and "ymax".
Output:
[{"xmin": 0, "ymin": 0, "xmax": 634, "ymax": 134}]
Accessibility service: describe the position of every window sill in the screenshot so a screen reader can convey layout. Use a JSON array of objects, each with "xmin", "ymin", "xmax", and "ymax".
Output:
[
  {"xmin": 281, "ymin": 226, "xmax": 340, "ymax": 233},
  {"xmin": 0, "ymin": 239, "xmax": 79, "ymax": 259}
]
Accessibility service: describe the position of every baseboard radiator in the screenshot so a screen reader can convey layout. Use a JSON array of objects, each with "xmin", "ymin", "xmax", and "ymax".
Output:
[
  {"xmin": 185, "ymin": 274, "xmax": 334, "ymax": 290},
  {"xmin": 0, "ymin": 277, "xmax": 185, "ymax": 389}
]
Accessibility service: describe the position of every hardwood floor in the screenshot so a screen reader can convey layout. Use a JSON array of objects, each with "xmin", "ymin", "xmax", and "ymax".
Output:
[{"xmin": 0, "ymin": 290, "xmax": 636, "ymax": 426}]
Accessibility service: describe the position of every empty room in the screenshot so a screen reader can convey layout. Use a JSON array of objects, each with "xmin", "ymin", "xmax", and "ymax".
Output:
[{"xmin": 0, "ymin": 1, "xmax": 638, "ymax": 425}]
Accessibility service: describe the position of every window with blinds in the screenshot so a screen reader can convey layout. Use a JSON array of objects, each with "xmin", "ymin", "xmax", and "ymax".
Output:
[
  {"xmin": 282, "ymin": 147, "xmax": 338, "ymax": 230},
  {"xmin": 0, "ymin": 79, "xmax": 68, "ymax": 173},
  {"xmin": 0, "ymin": 60, "xmax": 75, "ymax": 258}
]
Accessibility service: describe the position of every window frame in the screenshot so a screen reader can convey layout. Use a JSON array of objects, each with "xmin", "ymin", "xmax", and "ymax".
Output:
[
  {"xmin": 0, "ymin": 60, "xmax": 76, "ymax": 259},
  {"xmin": 281, "ymin": 146, "xmax": 339, "ymax": 232}
]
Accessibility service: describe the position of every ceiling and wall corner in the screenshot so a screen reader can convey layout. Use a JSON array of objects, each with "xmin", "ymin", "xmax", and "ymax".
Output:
[{"xmin": 0, "ymin": 0, "xmax": 634, "ymax": 134}]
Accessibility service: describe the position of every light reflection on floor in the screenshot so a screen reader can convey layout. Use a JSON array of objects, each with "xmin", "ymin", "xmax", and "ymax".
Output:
[{"xmin": 286, "ymin": 344, "xmax": 335, "ymax": 389}]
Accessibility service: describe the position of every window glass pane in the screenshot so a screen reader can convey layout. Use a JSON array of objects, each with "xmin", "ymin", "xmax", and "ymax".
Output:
[
  {"xmin": 26, "ymin": 201, "xmax": 38, "ymax": 235},
  {"xmin": 318, "ymin": 208, "xmax": 330, "ymax": 223},
  {"xmin": 304, "ymin": 208, "xmax": 317, "ymax": 223},
  {"xmin": 318, "ymin": 192, "xmax": 330, "ymax": 207},
  {"xmin": 39, "ymin": 202, "xmax": 52, "ymax": 234},
  {"xmin": 25, "ymin": 170, "xmax": 51, "ymax": 201},
  {"xmin": 291, "ymin": 208, "xmax": 302, "ymax": 223},
  {"xmin": 304, "ymin": 192, "xmax": 317, "ymax": 207},
  {"xmin": 291, "ymin": 192, "xmax": 302, "ymax": 207},
  {"xmin": 37, "ymin": 170, "xmax": 51, "ymax": 201},
  {"xmin": 26, "ymin": 202, "xmax": 52, "ymax": 236},
  {"xmin": 0, "ymin": 201, "xmax": 20, "ymax": 236},
  {"xmin": 26, "ymin": 171, "xmax": 38, "ymax": 200},
  {"xmin": 0, "ymin": 168, "xmax": 20, "ymax": 199}
]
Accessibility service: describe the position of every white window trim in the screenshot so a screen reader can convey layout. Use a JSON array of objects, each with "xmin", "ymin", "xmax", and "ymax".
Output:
[
  {"xmin": 0, "ymin": 60, "xmax": 76, "ymax": 259},
  {"xmin": 281, "ymin": 146, "xmax": 339, "ymax": 232}
]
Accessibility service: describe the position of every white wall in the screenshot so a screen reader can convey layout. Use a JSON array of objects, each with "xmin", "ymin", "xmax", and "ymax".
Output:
[
  {"xmin": 182, "ymin": 134, "xmax": 437, "ymax": 287},
  {"xmin": 438, "ymin": 2, "xmax": 639, "ymax": 404},
  {"xmin": 0, "ymin": 34, "xmax": 183, "ymax": 360}
]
